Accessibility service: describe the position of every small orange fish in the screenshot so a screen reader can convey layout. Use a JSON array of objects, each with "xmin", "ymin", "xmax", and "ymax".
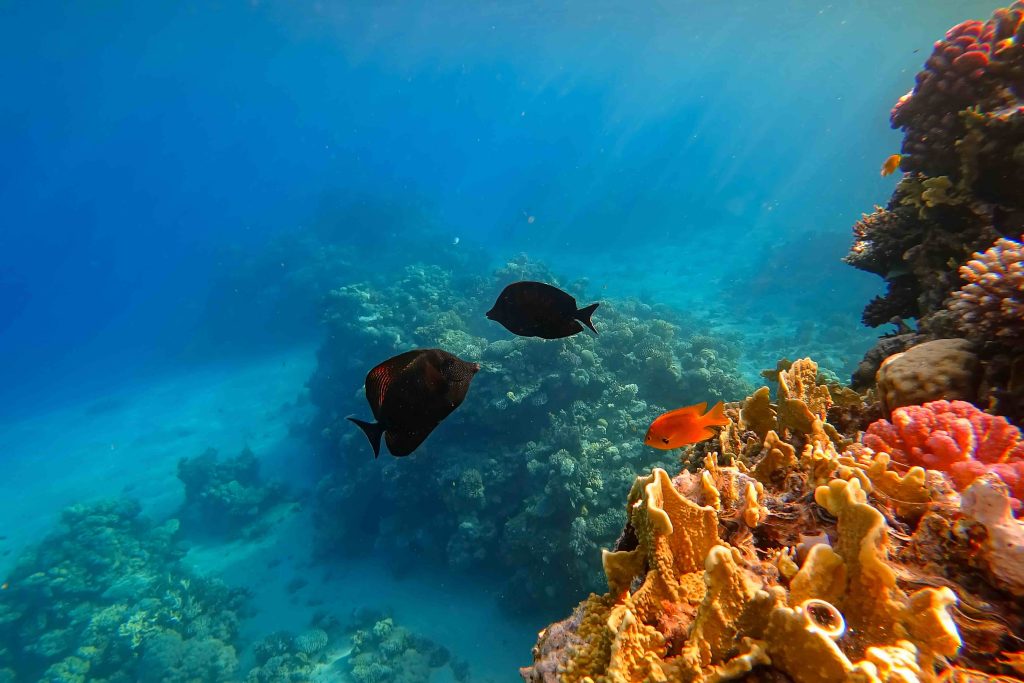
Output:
[
  {"xmin": 880, "ymin": 153, "xmax": 902, "ymax": 177},
  {"xmin": 644, "ymin": 401, "xmax": 729, "ymax": 449}
]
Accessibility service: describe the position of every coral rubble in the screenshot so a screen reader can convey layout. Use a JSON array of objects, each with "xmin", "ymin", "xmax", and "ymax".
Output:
[{"xmin": 522, "ymin": 364, "xmax": 1024, "ymax": 682}]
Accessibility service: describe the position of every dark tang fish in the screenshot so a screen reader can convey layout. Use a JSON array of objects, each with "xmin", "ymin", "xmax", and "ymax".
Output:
[
  {"xmin": 348, "ymin": 348, "xmax": 480, "ymax": 458},
  {"xmin": 486, "ymin": 281, "xmax": 599, "ymax": 340}
]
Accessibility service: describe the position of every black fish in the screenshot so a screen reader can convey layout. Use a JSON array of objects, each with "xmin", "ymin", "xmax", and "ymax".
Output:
[
  {"xmin": 486, "ymin": 281, "xmax": 599, "ymax": 339},
  {"xmin": 348, "ymin": 348, "xmax": 480, "ymax": 458}
]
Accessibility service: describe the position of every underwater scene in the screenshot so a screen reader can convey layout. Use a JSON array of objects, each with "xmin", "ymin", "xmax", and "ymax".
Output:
[{"xmin": 3, "ymin": 1, "xmax": 1024, "ymax": 681}]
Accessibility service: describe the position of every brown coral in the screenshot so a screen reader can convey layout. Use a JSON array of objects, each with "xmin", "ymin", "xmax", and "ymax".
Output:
[{"xmin": 875, "ymin": 338, "xmax": 981, "ymax": 414}]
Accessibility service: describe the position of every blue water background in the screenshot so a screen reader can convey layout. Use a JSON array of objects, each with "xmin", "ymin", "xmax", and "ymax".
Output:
[{"xmin": 0, "ymin": 0, "xmax": 998, "ymax": 417}]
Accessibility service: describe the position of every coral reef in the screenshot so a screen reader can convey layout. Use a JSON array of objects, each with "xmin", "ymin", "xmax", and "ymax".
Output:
[
  {"xmin": 345, "ymin": 611, "xmax": 464, "ymax": 683},
  {"xmin": 862, "ymin": 400, "xmax": 1024, "ymax": 512},
  {"xmin": 890, "ymin": 3, "xmax": 1024, "ymax": 178},
  {"xmin": 177, "ymin": 447, "xmax": 291, "ymax": 540},
  {"xmin": 948, "ymin": 235, "xmax": 1024, "ymax": 350},
  {"xmin": 521, "ymin": 363, "xmax": 1024, "ymax": 682},
  {"xmin": 245, "ymin": 608, "xmax": 465, "ymax": 683},
  {"xmin": 846, "ymin": 3, "xmax": 1024, "ymax": 425},
  {"xmin": 0, "ymin": 499, "xmax": 249, "ymax": 682},
  {"xmin": 309, "ymin": 255, "xmax": 753, "ymax": 608}
]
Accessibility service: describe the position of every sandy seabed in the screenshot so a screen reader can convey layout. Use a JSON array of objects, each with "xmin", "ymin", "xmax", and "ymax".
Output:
[{"xmin": 0, "ymin": 346, "xmax": 536, "ymax": 681}]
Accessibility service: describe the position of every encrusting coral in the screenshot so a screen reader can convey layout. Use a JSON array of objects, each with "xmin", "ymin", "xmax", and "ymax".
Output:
[{"xmin": 522, "ymin": 361, "xmax": 1024, "ymax": 683}]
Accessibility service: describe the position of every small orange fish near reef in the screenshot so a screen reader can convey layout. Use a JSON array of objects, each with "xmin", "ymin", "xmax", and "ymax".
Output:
[
  {"xmin": 880, "ymin": 153, "xmax": 902, "ymax": 176},
  {"xmin": 644, "ymin": 401, "xmax": 729, "ymax": 449}
]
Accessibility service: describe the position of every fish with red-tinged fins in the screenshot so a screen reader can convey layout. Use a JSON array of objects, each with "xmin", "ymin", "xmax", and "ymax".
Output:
[
  {"xmin": 348, "ymin": 348, "xmax": 480, "ymax": 458},
  {"xmin": 643, "ymin": 401, "xmax": 729, "ymax": 449},
  {"xmin": 486, "ymin": 281, "xmax": 599, "ymax": 339}
]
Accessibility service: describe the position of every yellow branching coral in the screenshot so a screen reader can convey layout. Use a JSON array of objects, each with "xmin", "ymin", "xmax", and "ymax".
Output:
[
  {"xmin": 836, "ymin": 449, "xmax": 930, "ymax": 520},
  {"xmin": 763, "ymin": 600, "xmax": 859, "ymax": 683},
  {"xmin": 603, "ymin": 603, "xmax": 668, "ymax": 682},
  {"xmin": 788, "ymin": 543, "xmax": 846, "ymax": 607},
  {"xmin": 801, "ymin": 438, "xmax": 843, "ymax": 487},
  {"xmin": 628, "ymin": 468, "xmax": 719, "ymax": 590},
  {"xmin": 741, "ymin": 481, "xmax": 766, "ymax": 528}
]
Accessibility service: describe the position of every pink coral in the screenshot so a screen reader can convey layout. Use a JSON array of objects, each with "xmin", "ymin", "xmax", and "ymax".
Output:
[
  {"xmin": 891, "ymin": 2, "xmax": 1024, "ymax": 176},
  {"xmin": 863, "ymin": 400, "xmax": 1024, "ymax": 511}
]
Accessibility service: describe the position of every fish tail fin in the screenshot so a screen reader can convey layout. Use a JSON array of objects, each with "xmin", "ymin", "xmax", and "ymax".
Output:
[
  {"xmin": 347, "ymin": 417, "xmax": 384, "ymax": 458},
  {"xmin": 704, "ymin": 400, "xmax": 729, "ymax": 427},
  {"xmin": 576, "ymin": 302, "xmax": 600, "ymax": 335}
]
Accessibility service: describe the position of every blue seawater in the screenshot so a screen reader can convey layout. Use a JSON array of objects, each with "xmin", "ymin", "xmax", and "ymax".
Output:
[{"xmin": 0, "ymin": 2, "xmax": 1004, "ymax": 681}]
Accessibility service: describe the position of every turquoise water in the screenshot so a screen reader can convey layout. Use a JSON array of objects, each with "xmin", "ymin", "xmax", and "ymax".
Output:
[{"xmin": 0, "ymin": 2, "xmax": 1007, "ymax": 681}]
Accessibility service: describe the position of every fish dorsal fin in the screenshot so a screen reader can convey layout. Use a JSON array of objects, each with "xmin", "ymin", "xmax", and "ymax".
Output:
[
  {"xmin": 664, "ymin": 401, "xmax": 705, "ymax": 420},
  {"xmin": 366, "ymin": 350, "xmax": 423, "ymax": 411}
]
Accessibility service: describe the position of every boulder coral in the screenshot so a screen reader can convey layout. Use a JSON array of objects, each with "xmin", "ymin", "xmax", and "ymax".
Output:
[{"xmin": 522, "ymin": 365, "xmax": 1024, "ymax": 682}]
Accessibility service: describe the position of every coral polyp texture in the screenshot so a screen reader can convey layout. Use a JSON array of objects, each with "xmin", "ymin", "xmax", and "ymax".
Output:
[
  {"xmin": 891, "ymin": 3, "xmax": 1024, "ymax": 177},
  {"xmin": 862, "ymin": 400, "xmax": 1024, "ymax": 512},
  {"xmin": 948, "ymin": 235, "xmax": 1024, "ymax": 349},
  {"xmin": 846, "ymin": 2, "xmax": 1024, "ymax": 426},
  {"xmin": 522, "ymin": 363, "xmax": 1024, "ymax": 682}
]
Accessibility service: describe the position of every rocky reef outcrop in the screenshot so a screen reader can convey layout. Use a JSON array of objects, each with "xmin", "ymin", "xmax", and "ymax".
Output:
[
  {"xmin": 308, "ymin": 255, "xmax": 753, "ymax": 609},
  {"xmin": 846, "ymin": 1, "xmax": 1024, "ymax": 426},
  {"xmin": 177, "ymin": 447, "xmax": 291, "ymax": 540},
  {"xmin": 0, "ymin": 499, "xmax": 249, "ymax": 683}
]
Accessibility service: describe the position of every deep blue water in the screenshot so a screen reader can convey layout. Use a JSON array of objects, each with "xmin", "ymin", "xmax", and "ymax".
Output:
[
  {"xmin": 0, "ymin": 2, "xmax": 1008, "ymax": 681},
  {"xmin": 0, "ymin": 0, "xmax": 997, "ymax": 415}
]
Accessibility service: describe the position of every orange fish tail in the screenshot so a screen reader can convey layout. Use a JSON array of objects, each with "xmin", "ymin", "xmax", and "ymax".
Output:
[{"xmin": 702, "ymin": 401, "xmax": 729, "ymax": 427}]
